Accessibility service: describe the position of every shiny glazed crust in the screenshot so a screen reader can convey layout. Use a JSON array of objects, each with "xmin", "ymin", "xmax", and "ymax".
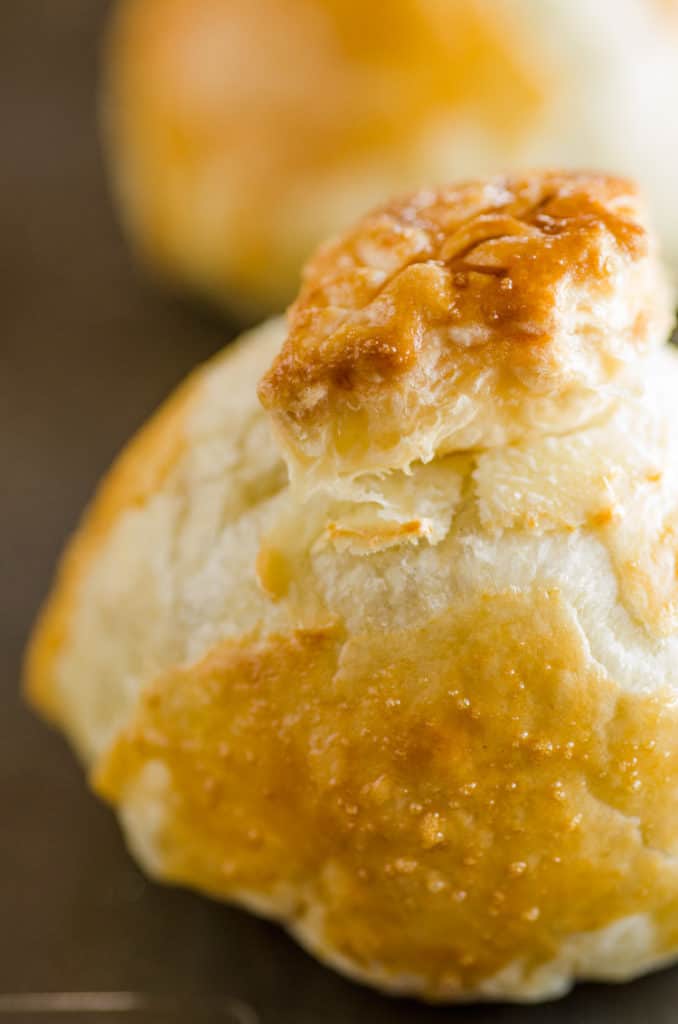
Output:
[{"xmin": 25, "ymin": 172, "xmax": 678, "ymax": 1001}]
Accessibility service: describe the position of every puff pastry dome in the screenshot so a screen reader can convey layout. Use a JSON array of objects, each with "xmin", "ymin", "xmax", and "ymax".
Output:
[
  {"xmin": 103, "ymin": 0, "xmax": 678, "ymax": 317},
  {"xmin": 27, "ymin": 171, "xmax": 678, "ymax": 1002}
]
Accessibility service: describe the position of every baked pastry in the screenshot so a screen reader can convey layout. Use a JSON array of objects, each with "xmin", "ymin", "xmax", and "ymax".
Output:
[
  {"xmin": 27, "ymin": 170, "xmax": 678, "ymax": 1002},
  {"xmin": 103, "ymin": 0, "xmax": 678, "ymax": 317}
]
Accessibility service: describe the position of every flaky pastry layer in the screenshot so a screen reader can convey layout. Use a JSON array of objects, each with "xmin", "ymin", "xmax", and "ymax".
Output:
[{"xmin": 260, "ymin": 172, "xmax": 673, "ymax": 492}]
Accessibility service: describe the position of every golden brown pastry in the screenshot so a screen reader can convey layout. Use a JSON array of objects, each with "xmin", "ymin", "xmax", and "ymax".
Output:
[
  {"xmin": 103, "ymin": 0, "xmax": 678, "ymax": 317},
  {"xmin": 27, "ymin": 171, "xmax": 678, "ymax": 1002}
]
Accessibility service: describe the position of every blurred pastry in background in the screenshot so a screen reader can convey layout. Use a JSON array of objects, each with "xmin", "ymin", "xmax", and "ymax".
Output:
[{"xmin": 104, "ymin": 0, "xmax": 678, "ymax": 318}]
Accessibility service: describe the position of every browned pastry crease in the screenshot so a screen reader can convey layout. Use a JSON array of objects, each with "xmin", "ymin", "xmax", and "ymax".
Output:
[{"xmin": 260, "ymin": 171, "xmax": 671, "ymax": 488}]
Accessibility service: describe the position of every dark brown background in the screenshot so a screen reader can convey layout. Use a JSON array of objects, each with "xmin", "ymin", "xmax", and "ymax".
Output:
[{"xmin": 2, "ymin": 2, "xmax": 677, "ymax": 1021}]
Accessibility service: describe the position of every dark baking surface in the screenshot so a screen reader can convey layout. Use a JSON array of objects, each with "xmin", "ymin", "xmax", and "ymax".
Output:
[{"xmin": 1, "ymin": 2, "xmax": 677, "ymax": 1022}]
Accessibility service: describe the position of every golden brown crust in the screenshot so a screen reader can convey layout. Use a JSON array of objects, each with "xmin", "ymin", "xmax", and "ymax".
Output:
[
  {"xmin": 259, "ymin": 171, "xmax": 671, "ymax": 487},
  {"xmin": 263, "ymin": 172, "xmax": 645, "ymax": 400},
  {"xmin": 96, "ymin": 588, "xmax": 678, "ymax": 999}
]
